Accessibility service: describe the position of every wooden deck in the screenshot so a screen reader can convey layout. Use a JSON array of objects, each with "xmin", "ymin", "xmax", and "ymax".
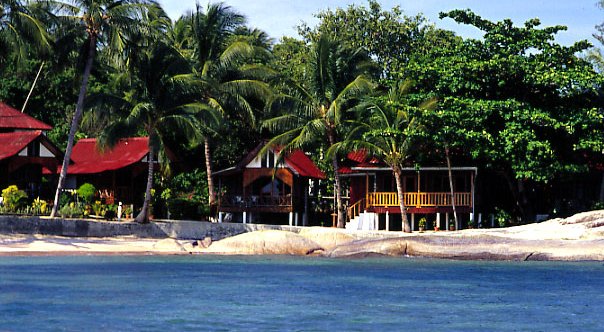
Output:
[
  {"xmin": 348, "ymin": 192, "xmax": 472, "ymax": 220},
  {"xmin": 218, "ymin": 194, "xmax": 294, "ymax": 213}
]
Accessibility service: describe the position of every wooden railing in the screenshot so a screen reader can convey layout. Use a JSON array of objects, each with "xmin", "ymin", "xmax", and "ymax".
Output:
[
  {"xmin": 219, "ymin": 194, "xmax": 292, "ymax": 208},
  {"xmin": 347, "ymin": 198, "xmax": 366, "ymax": 221},
  {"xmin": 366, "ymin": 192, "xmax": 472, "ymax": 208}
]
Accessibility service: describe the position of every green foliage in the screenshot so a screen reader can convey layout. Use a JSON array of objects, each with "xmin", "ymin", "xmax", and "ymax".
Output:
[
  {"xmin": 418, "ymin": 217, "xmax": 427, "ymax": 228},
  {"xmin": 495, "ymin": 207, "xmax": 511, "ymax": 228},
  {"xmin": 1, "ymin": 185, "xmax": 28, "ymax": 212},
  {"xmin": 59, "ymin": 202, "xmax": 84, "ymax": 219},
  {"xmin": 163, "ymin": 169, "xmax": 209, "ymax": 219},
  {"xmin": 77, "ymin": 183, "xmax": 96, "ymax": 204},
  {"xmin": 297, "ymin": 0, "xmax": 438, "ymax": 79},
  {"xmin": 31, "ymin": 197, "xmax": 48, "ymax": 215},
  {"xmin": 91, "ymin": 201, "xmax": 104, "ymax": 216}
]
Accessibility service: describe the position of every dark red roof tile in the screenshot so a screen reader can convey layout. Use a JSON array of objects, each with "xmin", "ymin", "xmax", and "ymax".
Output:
[{"xmin": 0, "ymin": 102, "xmax": 52, "ymax": 130}]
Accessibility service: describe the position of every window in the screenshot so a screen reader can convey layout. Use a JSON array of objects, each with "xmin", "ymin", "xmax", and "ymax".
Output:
[{"xmin": 26, "ymin": 141, "xmax": 40, "ymax": 157}]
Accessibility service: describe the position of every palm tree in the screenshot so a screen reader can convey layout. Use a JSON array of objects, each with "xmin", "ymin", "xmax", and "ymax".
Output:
[
  {"xmin": 0, "ymin": 0, "xmax": 50, "ymax": 64},
  {"xmin": 49, "ymin": 0, "xmax": 160, "ymax": 217},
  {"xmin": 263, "ymin": 34, "xmax": 375, "ymax": 228},
  {"xmin": 181, "ymin": 2, "xmax": 273, "ymax": 211},
  {"xmin": 330, "ymin": 81, "xmax": 435, "ymax": 232},
  {"xmin": 87, "ymin": 42, "xmax": 204, "ymax": 223}
]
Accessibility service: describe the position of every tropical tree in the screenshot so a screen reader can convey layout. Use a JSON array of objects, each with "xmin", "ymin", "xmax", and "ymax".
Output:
[
  {"xmin": 0, "ymin": 0, "xmax": 50, "ymax": 64},
  {"xmin": 49, "ymin": 0, "xmax": 160, "ymax": 217},
  {"xmin": 263, "ymin": 34, "xmax": 375, "ymax": 228},
  {"xmin": 329, "ymin": 81, "xmax": 434, "ymax": 232},
  {"xmin": 87, "ymin": 41, "xmax": 204, "ymax": 223},
  {"xmin": 181, "ymin": 2, "xmax": 273, "ymax": 211},
  {"xmin": 405, "ymin": 9, "xmax": 604, "ymax": 219}
]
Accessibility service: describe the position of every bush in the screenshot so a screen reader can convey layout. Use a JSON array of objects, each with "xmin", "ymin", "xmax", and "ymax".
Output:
[
  {"xmin": 1, "ymin": 185, "xmax": 28, "ymax": 212},
  {"xmin": 495, "ymin": 207, "xmax": 511, "ymax": 228},
  {"xmin": 77, "ymin": 183, "xmax": 96, "ymax": 204},
  {"xmin": 31, "ymin": 197, "xmax": 48, "ymax": 215},
  {"xmin": 167, "ymin": 198, "xmax": 204, "ymax": 220},
  {"xmin": 59, "ymin": 202, "xmax": 84, "ymax": 218}
]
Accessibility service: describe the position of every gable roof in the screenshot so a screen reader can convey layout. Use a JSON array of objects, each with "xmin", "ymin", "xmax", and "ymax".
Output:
[
  {"xmin": 0, "ymin": 131, "xmax": 41, "ymax": 161},
  {"xmin": 283, "ymin": 150, "xmax": 325, "ymax": 178},
  {"xmin": 215, "ymin": 142, "xmax": 325, "ymax": 179},
  {"xmin": 0, "ymin": 102, "xmax": 52, "ymax": 131},
  {"xmin": 67, "ymin": 137, "xmax": 149, "ymax": 174}
]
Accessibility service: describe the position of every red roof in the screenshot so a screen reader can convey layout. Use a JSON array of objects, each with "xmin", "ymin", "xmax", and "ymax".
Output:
[
  {"xmin": 0, "ymin": 131, "xmax": 42, "ymax": 160},
  {"xmin": 284, "ymin": 150, "xmax": 325, "ymax": 179},
  {"xmin": 67, "ymin": 137, "xmax": 149, "ymax": 174},
  {"xmin": 0, "ymin": 102, "xmax": 52, "ymax": 130}
]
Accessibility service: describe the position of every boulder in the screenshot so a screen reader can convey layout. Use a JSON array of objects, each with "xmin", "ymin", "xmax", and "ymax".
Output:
[
  {"xmin": 298, "ymin": 227, "xmax": 356, "ymax": 250},
  {"xmin": 200, "ymin": 230, "xmax": 323, "ymax": 255}
]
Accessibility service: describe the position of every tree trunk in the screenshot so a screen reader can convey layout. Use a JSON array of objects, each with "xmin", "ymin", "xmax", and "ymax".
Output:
[
  {"xmin": 327, "ymin": 130, "xmax": 346, "ymax": 228},
  {"xmin": 445, "ymin": 145, "xmax": 459, "ymax": 229},
  {"xmin": 393, "ymin": 166, "xmax": 411, "ymax": 233},
  {"xmin": 50, "ymin": 36, "xmax": 96, "ymax": 218},
  {"xmin": 599, "ymin": 172, "xmax": 604, "ymax": 202},
  {"xmin": 204, "ymin": 138, "xmax": 216, "ymax": 208},
  {"xmin": 21, "ymin": 61, "xmax": 44, "ymax": 113},
  {"xmin": 135, "ymin": 142, "xmax": 155, "ymax": 223},
  {"xmin": 502, "ymin": 171, "xmax": 526, "ymax": 218}
]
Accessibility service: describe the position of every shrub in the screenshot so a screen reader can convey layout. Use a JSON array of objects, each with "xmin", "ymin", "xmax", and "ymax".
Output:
[
  {"xmin": 31, "ymin": 197, "xmax": 48, "ymax": 215},
  {"xmin": 495, "ymin": 207, "xmax": 511, "ymax": 228},
  {"xmin": 1, "ymin": 185, "xmax": 28, "ymax": 212},
  {"xmin": 59, "ymin": 202, "xmax": 84, "ymax": 218},
  {"xmin": 167, "ymin": 197, "xmax": 203, "ymax": 220},
  {"xmin": 77, "ymin": 183, "xmax": 96, "ymax": 204},
  {"xmin": 91, "ymin": 201, "xmax": 105, "ymax": 216}
]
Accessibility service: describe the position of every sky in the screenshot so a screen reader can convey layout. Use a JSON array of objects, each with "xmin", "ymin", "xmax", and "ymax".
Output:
[{"xmin": 159, "ymin": 0, "xmax": 602, "ymax": 47}]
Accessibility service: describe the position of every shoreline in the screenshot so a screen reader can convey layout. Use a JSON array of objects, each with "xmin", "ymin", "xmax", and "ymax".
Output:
[{"xmin": 1, "ymin": 210, "xmax": 603, "ymax": 261}]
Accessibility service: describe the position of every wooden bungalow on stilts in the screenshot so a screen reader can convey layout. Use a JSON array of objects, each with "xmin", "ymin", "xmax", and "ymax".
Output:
[
  {"xmin": 340, "ymin": 151, "xmax": 477, "ymax": 231},
  {"xmin": 214, "ymin": 143, "xmax": 325, "ymax": 225}
]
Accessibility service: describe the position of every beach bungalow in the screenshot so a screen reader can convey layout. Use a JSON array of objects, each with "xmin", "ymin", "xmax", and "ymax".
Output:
[
  {"xmin": 0, "ymin": 102, "xmax": 63, "ymax": 198},
  {"xmin": 214, "ymin": 143, "xmax": 325, "ymax": 226},
  {"xmin": 62, "ymin": 137, "xmax": 154, "ymax": 205},
  {"xmin": 340, "ymin": 151, "xmax": 477, "ymax": 231}
]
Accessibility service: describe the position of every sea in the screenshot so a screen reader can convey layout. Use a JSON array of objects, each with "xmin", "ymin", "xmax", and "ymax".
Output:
[{"xmin": 0, "ymin": 255, "xmax": 603, "ymax": 331}]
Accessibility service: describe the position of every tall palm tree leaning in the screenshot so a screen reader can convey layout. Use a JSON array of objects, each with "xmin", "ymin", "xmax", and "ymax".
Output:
[
  {"xmin": 49, "ymin": 0, "xmax": 158, "ymax": 218},
  {"xmin": 329, "ymin": 81, "xmax": 435, "ymax": 232},
  {"xmin": 263, "ymin": 34, "xmax": 375, "ymax": 228},
  {"xmin": 88, "ymin": 41, "xmax": 205, "ymax": 223},
  {"xmin": 181, "ymin": 2, "xmax": 273, "ymax": 212},
  {"xmin": 0, "ymin": 0, "xmax": 50, "ymax": 64}
]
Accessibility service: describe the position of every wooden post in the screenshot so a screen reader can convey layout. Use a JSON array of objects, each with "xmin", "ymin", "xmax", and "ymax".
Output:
[
  {"xmin": 411, "ymin": 213, "xmax": 415, "ymax": 232},
  {"xmin": 386, "ymin": 211, "xmax": 390, "ymax": 232},
  {"xmin": 446, "ymin": 212, "xmax": 449, "ymax": 231},
  {"xmin": 436, "ymin": 213, "xmax": 441, "ymax": 231}
]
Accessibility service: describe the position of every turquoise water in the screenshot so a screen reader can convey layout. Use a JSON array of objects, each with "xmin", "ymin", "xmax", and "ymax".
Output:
[{"xmin": 1, "ymin": 256, "xmax": 603, "ymax": 331}]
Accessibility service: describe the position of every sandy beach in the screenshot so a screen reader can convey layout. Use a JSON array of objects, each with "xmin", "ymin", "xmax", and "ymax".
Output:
[{"xmin": 1, "ymin": 210, "xmax": 604, "ymax": 260}]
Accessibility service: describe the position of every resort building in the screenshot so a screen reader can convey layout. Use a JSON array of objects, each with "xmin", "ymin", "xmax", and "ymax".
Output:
[
  {"xmin": 340, "ymin": 151, "xmax": 477, "ymax": 231},
  {"xmin": 214, "ymin": 143, "xmax": 325, "ymax": 226},
  {"xmin": 0, "ymin": 102, "xmax": 63, "ymax": 198},
  {"xmin": 62, "ymin": 137, "xmax": 154, "ymax": 205}
]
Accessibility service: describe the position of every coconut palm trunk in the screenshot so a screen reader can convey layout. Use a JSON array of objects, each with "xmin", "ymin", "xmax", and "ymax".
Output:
[
  {"xmin": 393, "ymin": 166, "xmax": 411, "ymax": 232},
  {"xmin": 135, "ymin": 141, "xmax": 155, "ymax": 223},
  {"xmin": 328, "ymin": 131, "xmax": 346, "ymax": 228},
  {"xmin": 204, "ymin": 137, "xmax": 216, "ymax": 212},
  {"xmin": 445, "ymin": 145, "xmax": 458, "ymax": 229},
  {"xmin": 50, "ymin": 35, "xmax": 97, "ymax": 217}
]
